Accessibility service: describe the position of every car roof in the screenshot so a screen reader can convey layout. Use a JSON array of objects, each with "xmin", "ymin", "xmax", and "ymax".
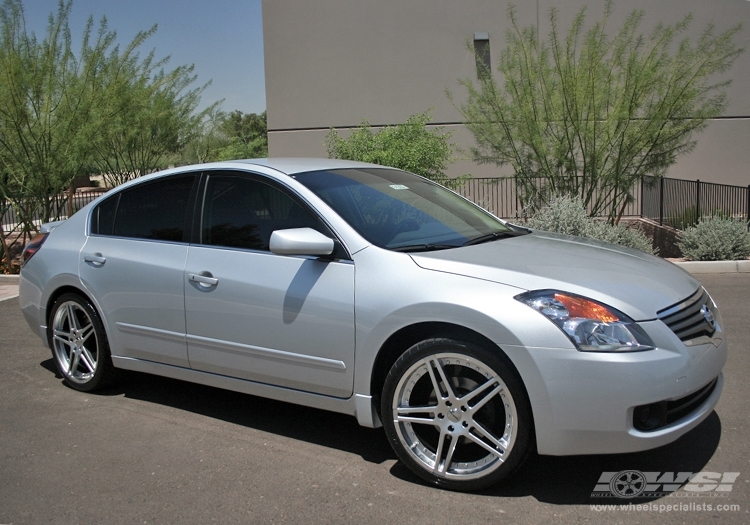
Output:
[{"xmin": 224, "ymin": 157, "xmax": 384, "ymax": 175}]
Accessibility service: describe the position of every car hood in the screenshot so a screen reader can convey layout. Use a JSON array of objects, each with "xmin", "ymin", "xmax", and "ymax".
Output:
[{"xmin": 409, "ymin": 231, "xmax": 699, "ymax": 320}]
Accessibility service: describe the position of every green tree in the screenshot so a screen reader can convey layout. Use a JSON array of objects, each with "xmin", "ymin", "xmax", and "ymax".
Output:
[
  {"xmin": 450, "ymin": 1, "xmax": 743, "ymax": 221},
  {"xmin": 178, "ymin": 106, "xmax": 229, "ymax": 164},
  {"xmin": 89, "ymin": 36, "xmax": 211, "ymax": 187},
  {"xmin": 0, "ymin": 0, "xmax": 210, "ymax": 272},
  {"xmin": 217, "ymin": 110, "xmax": 268, "ymax": 159},
  {"xmin": 0, "ymin": 0, "xmax": 88, "ymax": 238},
  {"xmin": 179, "ymin": 109, "xmax": 268, "ymax": 164},
  {"xmin": 325, "ymin": 110, "xmax": 464, "ymax": 187}
]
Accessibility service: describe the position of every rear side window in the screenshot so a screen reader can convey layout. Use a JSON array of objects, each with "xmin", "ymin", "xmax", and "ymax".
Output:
[{"xmin": 92, "ymin": 175, "xmax": 196, "ymax": 241}]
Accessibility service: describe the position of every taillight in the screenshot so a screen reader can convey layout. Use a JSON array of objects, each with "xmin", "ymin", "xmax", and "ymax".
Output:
[{"xmin": 21, "ymin": 233, "xmax": 49, "ymax": 267}]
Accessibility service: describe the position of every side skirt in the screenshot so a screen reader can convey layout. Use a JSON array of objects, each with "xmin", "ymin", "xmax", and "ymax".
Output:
[{"xmin": 111, "ymin": 356, "xmax": 382, "ymax": 428}]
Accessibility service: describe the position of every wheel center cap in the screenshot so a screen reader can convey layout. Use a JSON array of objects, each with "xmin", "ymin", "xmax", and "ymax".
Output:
[{"xmin": 447, "ymin": 406, "xmax": 461, "ymax": 422}]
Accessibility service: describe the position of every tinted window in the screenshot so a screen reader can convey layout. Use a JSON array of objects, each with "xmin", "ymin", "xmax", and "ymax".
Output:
[
  {"xmin": 295, "ymin": 168, "xmax": 515, "ymax": 249},
  {"xmin": 93, "ymin": 175, "xmax": 195, "ymax": 241},
  {"xmin": 92, "ymin": 194, "xmax": 118, "ymax": 235},
  {"xmin": 201, "ymin": 174, "xmax": 324, "ymax": 251}
]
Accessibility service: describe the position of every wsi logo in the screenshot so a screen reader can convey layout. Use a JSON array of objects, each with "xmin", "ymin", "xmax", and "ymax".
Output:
[{"xmin": 591, "ymin": 471, "xmax": 740, "ymax": 499}]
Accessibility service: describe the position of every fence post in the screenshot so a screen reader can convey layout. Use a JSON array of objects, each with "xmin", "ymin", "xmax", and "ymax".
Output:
[
  {"xmin": 696, "ymin": 179, "xmax": 701, "ymax": 225},
  {"xmin": 659, "ymin": 177, "xmax": 664, "ymax": 225},
  {"xmin": 747, "ymin": 184, "xmax": 750, "ymax": 231},
  {"xmin": 639, "ymin": 176, "xmax": 644, "ymax": 218}
]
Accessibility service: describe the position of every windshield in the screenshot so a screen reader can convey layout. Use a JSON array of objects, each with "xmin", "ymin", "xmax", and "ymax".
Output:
[{"xmin": 294, "ymin": 168, "xmax": 522, "ymax": 251}]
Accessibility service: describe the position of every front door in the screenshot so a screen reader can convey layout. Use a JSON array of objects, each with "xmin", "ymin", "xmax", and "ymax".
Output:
[{"xmin": 184, "ymin": 172, "xmax": 355, "ymax": 398}]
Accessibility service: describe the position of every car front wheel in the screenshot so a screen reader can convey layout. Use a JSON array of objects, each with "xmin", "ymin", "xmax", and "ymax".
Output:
[
  {"xmin": 48, "ymin": 293, "xmax": 115, "ymax": 392},
  {"xmin": 381, "ymin": 338, "xmax": 532, "ymax": 491}
]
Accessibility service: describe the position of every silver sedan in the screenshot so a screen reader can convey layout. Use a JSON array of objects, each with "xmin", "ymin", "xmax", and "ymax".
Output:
[{"xmin": 19, "ymin": 158, "xmax": 726, "ymax": 491}]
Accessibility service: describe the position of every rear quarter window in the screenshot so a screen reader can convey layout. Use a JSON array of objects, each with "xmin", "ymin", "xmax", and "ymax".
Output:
[{"xmin": 91, "ymin": 175, "xmax": 196, "ymax": 241}]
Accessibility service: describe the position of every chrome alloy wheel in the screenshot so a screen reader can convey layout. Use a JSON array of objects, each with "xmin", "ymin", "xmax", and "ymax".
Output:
[
  {"xmin": 51, "ymin": 300, "xmax": 100, "ymax": 385},
  {"xmin": 391, "ymin": 352, "xmax": 519, "ymax": 481}
]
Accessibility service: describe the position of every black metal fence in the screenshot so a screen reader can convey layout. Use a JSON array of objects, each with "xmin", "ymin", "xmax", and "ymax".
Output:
[
  {"xmin": 454, "ymin": 177, "xmax": 642, "ymax": 220},
  {"xmin": 641, "ymin": 176, "xmax": 750, "ymax": 230},
  {"xmin": 1, "ymin": 189, "xmax": 107, "ymax": 233}
]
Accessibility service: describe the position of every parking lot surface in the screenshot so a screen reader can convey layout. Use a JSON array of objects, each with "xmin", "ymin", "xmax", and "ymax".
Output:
[{"xmin": 1, "ymin": 274, "xmax": 748, "ymax": 524}]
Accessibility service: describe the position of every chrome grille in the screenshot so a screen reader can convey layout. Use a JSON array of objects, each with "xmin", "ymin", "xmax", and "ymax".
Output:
[{"xmin": 657, "ymin": 288, "xmax": 717, "ymax": 342}]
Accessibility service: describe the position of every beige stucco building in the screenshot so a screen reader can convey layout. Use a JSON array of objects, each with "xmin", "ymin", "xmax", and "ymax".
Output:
[{"xmin": 262, "ymin": 0, "xmax": 750, "ymax": 186}]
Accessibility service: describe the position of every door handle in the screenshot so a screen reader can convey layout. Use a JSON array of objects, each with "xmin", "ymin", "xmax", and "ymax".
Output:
[
  {"xmin": 83, "ymin": 253, "xmax": 106, "ymax": 266},
  {"xmin": 188, "ymin": 272, "xmax": 219, "ymax": 287}
]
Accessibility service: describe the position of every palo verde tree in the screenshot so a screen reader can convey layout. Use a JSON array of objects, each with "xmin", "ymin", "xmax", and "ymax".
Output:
[
  {"xmin": 0, "ymin": 0, "xmax": 89, "ymax": 240},
  {"xmin": 325, "ymin": 110, "xmax": 464, "ymax": 188},
  {"xmin": 0, "ymin": 0, "xmax": 210, "ymax": 271},
  {"xmin": 450, "ymin": 1, "xmax": 743, "ymax": 221},
  {"xmin": 83, "ymin": 17, "xmax": 211, "ymax": 187}
]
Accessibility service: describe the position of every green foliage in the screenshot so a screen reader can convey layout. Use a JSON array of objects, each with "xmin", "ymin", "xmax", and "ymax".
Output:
[
  {"xmin": 0, "ymin": 0, "xmax": 209, "ymax": 216},
  {"xmin": 450, "ymin": 1, "xmax": 743, "ymax": 221},
  {"xmin": 669, "ymin": 207, "xmax": 732, "ymax": 230},
  {"xmin": 526, "ymin": 195, "xmax": 656, "ymax": 254},
  {"xmin": 83, "ymin": 16, "xmax": 212, "ymax": 187},
  {"xmin": 669, "ymin": 206, "xmax": 699, "ymax": 231},
  {"xmin": 0, "ymin": 0, "xmax": 210, "ymax": 272},
  {"xmin": 325, "ymin": 110, "xmax": 465, "ymax": 188},
  {"xmin": 678, "ymin": 217, "xmax": 750, "ymax": 261},
  {"xmin": 180, "ymin": 110, "xmax": 267, "ymax": 164}
]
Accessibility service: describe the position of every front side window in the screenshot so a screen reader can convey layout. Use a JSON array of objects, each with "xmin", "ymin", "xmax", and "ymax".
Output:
[
  {"xmin": 92, "ymin": 175, "xmax": 196, "ymax": 241},
  {"xmin": 201, "ymin": 173, "xmax": 325, "ymax": 251}
]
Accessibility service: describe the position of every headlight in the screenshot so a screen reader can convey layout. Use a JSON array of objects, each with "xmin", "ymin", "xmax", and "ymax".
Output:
[{"xmin": 516, "ymin": 290, "xmax": 655, "ymax": 352}]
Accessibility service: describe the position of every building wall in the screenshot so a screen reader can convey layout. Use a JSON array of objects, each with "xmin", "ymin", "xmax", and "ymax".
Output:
[{"xmin": 262, "ymin": 0, "xmax": 750, "ymax": 186}]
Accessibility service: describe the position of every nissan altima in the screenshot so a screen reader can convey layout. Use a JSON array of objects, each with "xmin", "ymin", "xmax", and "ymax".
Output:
[{"xmin": 19, "ymin": 158, "xmax": 726, "ymax": 491}]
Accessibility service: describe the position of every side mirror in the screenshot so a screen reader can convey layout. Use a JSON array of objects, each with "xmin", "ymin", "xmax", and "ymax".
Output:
[{"xmin": 270, "ymin": 228, "xmax": 335, "ymax": 256}]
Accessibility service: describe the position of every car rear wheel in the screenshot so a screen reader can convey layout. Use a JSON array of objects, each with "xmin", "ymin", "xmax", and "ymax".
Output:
[
  {"xmin": 48, "ymin": 293, "xmax": 115, "ymax": 392},
  {"xmin": 381, "ymin": 338, "xmax": 532, "ymax": 491}
]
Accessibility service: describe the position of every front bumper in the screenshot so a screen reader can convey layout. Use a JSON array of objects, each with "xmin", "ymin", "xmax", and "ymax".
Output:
[{"xmin": 514, "ymin": 318, "xmax": 728, "ymax": 456}]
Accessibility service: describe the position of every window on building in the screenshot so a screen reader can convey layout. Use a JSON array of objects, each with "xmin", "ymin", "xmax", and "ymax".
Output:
[{"xmin": 474, "ymin": 32, "xmax": 491, "ymax": 78}]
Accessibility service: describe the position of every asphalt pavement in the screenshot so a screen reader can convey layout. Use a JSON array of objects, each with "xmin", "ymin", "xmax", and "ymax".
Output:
[{"xmin": 0, "ymin": 273, "xmax": 748, "ymax": 525}]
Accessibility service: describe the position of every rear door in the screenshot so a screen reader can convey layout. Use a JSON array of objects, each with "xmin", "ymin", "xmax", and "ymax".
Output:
[{"xmin": 80, "ymin": 174, "xmax": 198, "ymax": 367}]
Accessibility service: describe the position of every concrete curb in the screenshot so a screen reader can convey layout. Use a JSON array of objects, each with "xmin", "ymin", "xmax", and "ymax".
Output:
[
  {"xmin": 0, "ymin": 274, "xmax": 20, "ymax": 284},
  {"xmin": 673, "ymin": 260, "xmax": 750, "ymax": 274}
]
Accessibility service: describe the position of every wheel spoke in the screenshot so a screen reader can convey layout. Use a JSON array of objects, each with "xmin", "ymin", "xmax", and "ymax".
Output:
[
  {"xmin": 428, "ymin": 356, "xmax": 455, "ymax": 398},
  {"xmin": 432, "ymin": 430, "xmax": 458, "ymax": 474},
  {"xmin": 425, "ymin": 361, "xmax": 445, "ymax": 400},
  {"xmin": 78, "ymin": 323, "xmax": 95, "ymax": 344},
  {"xmin": 395, "ymin": 405, "xmax": 438, "ymax": 425},
  {"xmin": 68, "ymin": 350, "xmax": 81, "ymax": 374},
  {"xmin": 66, "ymin": 304, "xmax": 79, "ymax": 330},
  {"xmin": 466, "ymin": 421, "xmax": 508, "ymax": 458},
  {"xmin": 462, "ymin": 379, "xmax": 503, "ymax": 412},
  {"xmin": 438, "ymin": 434, "xmax": 459, "ymax": 474},
  {"xmin": 53, "ymin": 330, "xmax": 75, "ymax": 349},
  {"xmin": 79, "ymin": 348, "xmax": 97, "ymax": 374}
]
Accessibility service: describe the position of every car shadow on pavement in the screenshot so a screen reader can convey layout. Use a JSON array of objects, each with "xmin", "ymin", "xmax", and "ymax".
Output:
[
  {"xmin": 41, "ymin": 358, "xmax": 395, "ymax": 465},
  {"xmin": 391, "ymin": 411, "xmax": 722, "ymax": 504},
  {"xmin": 41, "ymin": 357, "xmax": 721, "ymax": 503}
]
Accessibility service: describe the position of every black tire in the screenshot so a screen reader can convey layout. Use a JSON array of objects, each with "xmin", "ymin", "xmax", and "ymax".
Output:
[
  {"xmin": 47, "ymin": 293, "xmax": 115, "ymax": 392},
  {"xmin": 381, "ymin": 338, "xmax": 533, "ymax": 491}
]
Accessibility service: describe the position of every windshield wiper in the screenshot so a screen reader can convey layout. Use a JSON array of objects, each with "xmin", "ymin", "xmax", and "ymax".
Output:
[
  {"xmin": 462, "ymin": 230, "xmax": 526, "ymax": 247},
  {"xmin": 390, "ymin": 244, "xmax": 457, "ymax": 253}
]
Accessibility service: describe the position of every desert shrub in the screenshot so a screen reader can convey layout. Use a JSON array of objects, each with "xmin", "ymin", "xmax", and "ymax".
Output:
[
  {"xmin": 526, "ymin": 195, "xmax": 656, "ymax": 254},
  {"xmin": 678, "ymin": 217, "xmax": 750, "ymax": 261},
  {"xmin": 669, "ymin": 207, "xmax": 731, "ymax": 230},
  {"xmin": 668, "ymin": 206, "xmax": 699, "ymax": 231}
]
